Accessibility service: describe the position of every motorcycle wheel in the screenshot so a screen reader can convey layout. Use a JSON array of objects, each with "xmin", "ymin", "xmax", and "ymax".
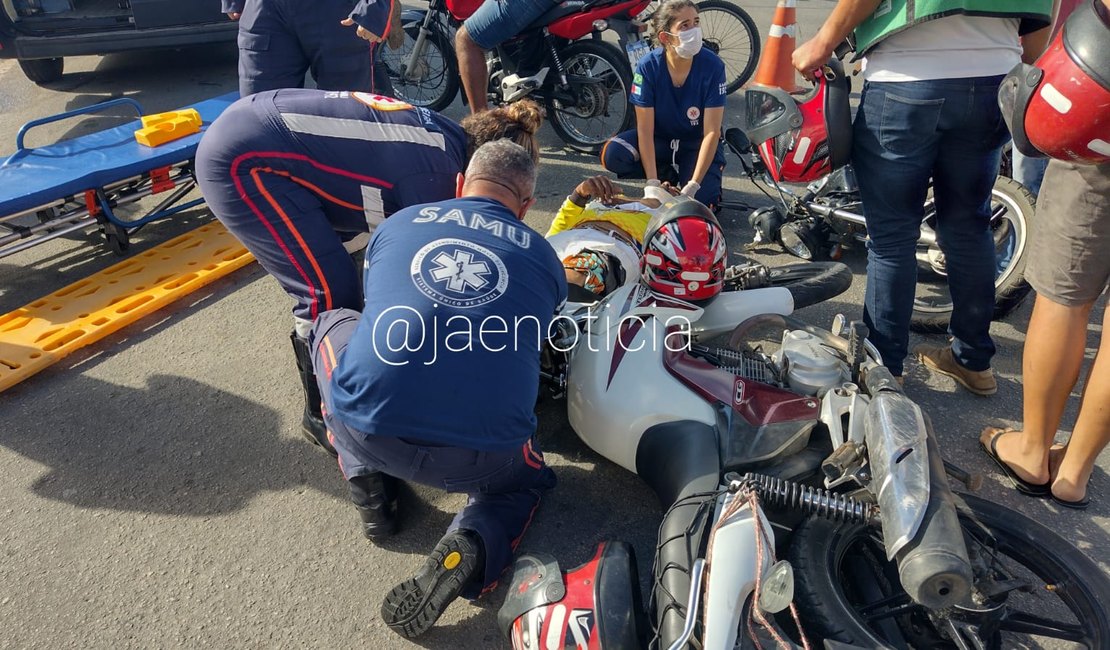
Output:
[
  {"xmin": 789, "ymin": 493, "xmax": 1110, "ymax": 649},
  {"xmin": 695, "ymin": 0, "xmax": 761, "ymax": 94},
  {"xmin": 910, "ymin": 176, "xmax": 1035, "ymax": 333},
  {"xmin": 755, "ymin": 262, "xmax": 853, "ymax": 310},
  {"xmin": 545, "ymin": 40, "xmax": 633, "ymax": 154},
  {"xmin": 379, "ymin": 24, "xmax": 459, "ymax": 113}
]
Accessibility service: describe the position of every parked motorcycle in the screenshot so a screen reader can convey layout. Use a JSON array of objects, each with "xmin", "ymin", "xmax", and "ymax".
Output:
[
  {"xmin": 497, "ymin": 206, "xmax": 1110, "ymax": 647},
  {"xmin": 730, "ymin": 60, "xmax": 1036, "ymax": 333},
  {"xmin": 379, "ymin": 0, "xmax": 645, "ymax": 153}
]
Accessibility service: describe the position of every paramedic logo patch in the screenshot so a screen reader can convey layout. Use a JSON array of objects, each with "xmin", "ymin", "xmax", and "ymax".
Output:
[
  {"xmin": 411, "ymin": 238, "xmax": 508, "ymax": 308},
  {"xmin": 686, "ymin": 106, "xmax": 701, "ymax": 121}
]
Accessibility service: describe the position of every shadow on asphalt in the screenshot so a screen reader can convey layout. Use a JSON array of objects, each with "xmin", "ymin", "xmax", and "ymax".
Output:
[{"xmin": 0, "ymin": 372, "xmax": 345, "ymax": 514}]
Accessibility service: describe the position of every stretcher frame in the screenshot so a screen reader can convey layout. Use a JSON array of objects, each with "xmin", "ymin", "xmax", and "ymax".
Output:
[{"xmin": 0, "ymin": 97, "xmax": 216, "ymax": 259}]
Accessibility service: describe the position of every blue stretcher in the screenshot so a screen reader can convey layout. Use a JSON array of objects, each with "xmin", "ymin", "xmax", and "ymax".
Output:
[{"xmin": 0, "ymin": 93, "xmax": 238, "ymax": 259}]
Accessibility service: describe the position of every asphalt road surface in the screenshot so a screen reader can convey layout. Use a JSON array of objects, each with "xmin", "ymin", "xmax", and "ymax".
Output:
[{"xmin": 0, "ymin": 3, "xmax": 1107, "ymax": 648}]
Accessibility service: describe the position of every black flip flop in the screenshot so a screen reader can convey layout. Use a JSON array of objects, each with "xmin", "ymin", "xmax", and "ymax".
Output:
[
  {"xmin": 979, "ymin": 427, "xmax": 1051, "ymax": 497},
  {"xmin": 1051, "ymin": 492, "xmax": 1091, "ymax": 510}
]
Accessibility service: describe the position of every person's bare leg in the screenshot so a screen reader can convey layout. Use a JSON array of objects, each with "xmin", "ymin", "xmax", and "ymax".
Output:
[
  {"xmin": 456, "ymin": 26, "xmax": 489, "ymax": 113},
  {"xmin": 1053, "ymin": 301, "xmax": 1110, "ymax": 502},
  {"xmin": 983, "ymin": 294, "xmax": 1093, "ymax": 483}
]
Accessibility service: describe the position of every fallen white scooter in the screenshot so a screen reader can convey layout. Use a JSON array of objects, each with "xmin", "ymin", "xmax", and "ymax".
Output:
[{"xmin": 500, "ymin": 202, "xmax": 1110, "ymax": 649}]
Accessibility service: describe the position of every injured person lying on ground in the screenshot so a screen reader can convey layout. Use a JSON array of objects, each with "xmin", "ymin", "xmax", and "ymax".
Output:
[{"xmin": 547, "ymin": 174, "xmax": 728, "ymax": 306}]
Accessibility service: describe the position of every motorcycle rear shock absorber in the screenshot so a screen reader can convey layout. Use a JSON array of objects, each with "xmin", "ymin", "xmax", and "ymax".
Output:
[{"xmin": 734, "ymin": 472, "xmax": 880, "ymax": 526}]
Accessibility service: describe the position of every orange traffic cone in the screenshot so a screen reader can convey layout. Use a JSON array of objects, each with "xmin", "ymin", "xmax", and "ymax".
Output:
[{"xmin": 752, "ymin": 0, "xmax": 800, "ymax": 92}]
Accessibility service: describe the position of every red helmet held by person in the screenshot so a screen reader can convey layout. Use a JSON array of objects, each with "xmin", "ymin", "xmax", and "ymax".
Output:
[
  {"xmin": 641, "ymin": 197, "xmax": 728, "ymax": 304},
  {"xmin": 999, "ymin": 0, "xmax": 1110, "ymax": 164},
  {"xmin": 742, "ymin": 58, "xmax": 853, "ymax": 183}
]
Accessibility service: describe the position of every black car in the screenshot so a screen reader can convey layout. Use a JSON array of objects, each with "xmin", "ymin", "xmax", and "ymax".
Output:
[{"xmin": 0, "ymin": 0, "xmax": 236, "ymax": 84}]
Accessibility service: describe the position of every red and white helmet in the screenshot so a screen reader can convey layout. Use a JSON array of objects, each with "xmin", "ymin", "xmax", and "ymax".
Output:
[
  {"xmin": 742, "ymin": 58, "xmax": 852, "ymax": 183},
  {"xmin": 641, "ymin": 197, "xmax": 728, "ymax": 304},
  {"xmin": 499, "ymin": 542, "xmax": 645, "ymax": 649},
  {"xmin": 999, "ymin": 0, "xmax": 1110, "ymax": 164}
]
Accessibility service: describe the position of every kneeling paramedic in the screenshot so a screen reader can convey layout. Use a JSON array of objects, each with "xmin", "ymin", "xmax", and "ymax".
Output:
[{"xmin": 309, "ymin": 140, "xmax": 566, "ymax": 638}]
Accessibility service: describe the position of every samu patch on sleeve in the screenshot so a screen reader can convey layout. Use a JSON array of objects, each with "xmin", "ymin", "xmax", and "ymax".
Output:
[{"xmin": 718, "ymin": 82, "xmax": 727, "ymax": 96}]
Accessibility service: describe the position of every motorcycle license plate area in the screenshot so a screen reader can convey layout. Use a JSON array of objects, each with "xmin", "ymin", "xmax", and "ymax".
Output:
[{"xmin": 626, "ymin": 40, "xmax": 650, "ymax": 70}]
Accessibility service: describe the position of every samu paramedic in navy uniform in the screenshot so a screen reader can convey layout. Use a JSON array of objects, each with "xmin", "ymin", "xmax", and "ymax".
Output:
[
  {"xmin": 222, "ymin": 0, "xmax": 398, "ymax": 97},
  {"xmin": 196, "ymin": 89, "xmax": 542, "ymax": 457},
  {"xmin": 309, "ymin": 140, "xmax": 566, "ymax": 638},
  {"xmin": 600, "ymin": 0, "xmax": 727, "ymax": 209}
]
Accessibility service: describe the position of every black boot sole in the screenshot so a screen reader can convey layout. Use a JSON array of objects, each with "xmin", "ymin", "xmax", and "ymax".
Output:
[{"xmin": 381, "ymin": 531, "xmax": 481, "ymax": 638}]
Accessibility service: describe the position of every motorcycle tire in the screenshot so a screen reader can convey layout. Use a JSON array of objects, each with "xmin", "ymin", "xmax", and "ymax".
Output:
[
  {"xmin": 762, "ymin": 262, "xmax": 852, "ymax": 311},
  {"xmin": 546, "ymin": 40, "xmax": 634, "ymax": 154},
  {"xmin": 911, "ymin": 176, "xmax": 1035, "ymax": 333},
  {"xmin": 380, "ymin": 23, "xmax": 459, "ymax": 113},
  {"xmin": 695, "ymin": 0, "xmax": 761, "ymax": 94},
  {"xmin": 789, "ymin": 493, "xmax": 1110, "ymax": 649}
]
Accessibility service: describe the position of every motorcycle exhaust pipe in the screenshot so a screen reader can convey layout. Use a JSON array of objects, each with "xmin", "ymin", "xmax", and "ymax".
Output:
[{"xmin": 862, "ymin": 366, "xmax": 973, "ymax": 610}]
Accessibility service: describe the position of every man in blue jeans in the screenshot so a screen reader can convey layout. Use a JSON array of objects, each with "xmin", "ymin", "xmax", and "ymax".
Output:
[
  {"xmin": 456, "ymin": 0, "xmax": 558, "ymax": 113},
  {"xmin": 793, "ymin": 0, "xmax": 1051, "ymax": 393},
  {"xmin": 310, "ymin": 140, "xmax": 565, "ymax": 638}
]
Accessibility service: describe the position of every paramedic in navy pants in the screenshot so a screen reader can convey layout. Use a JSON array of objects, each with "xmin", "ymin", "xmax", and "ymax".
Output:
[
  {"xmin": 600, "ymin": 0, "xmax": 727, "ymax": 209},
  {"xmin": 195, "ymin": 88, "xmax": 542, "ymax": 456},
  {"xmin": 222, "ymin": 0, "xmax": 397, "ymax": 97},
  {"xmin": 310, "ymin": 140, "xmax": 566, "ymax": 638}
]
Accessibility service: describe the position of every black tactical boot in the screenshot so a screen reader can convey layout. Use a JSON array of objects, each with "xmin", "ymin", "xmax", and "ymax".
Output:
[
  {"xmin": 350, "ymin": 471, "xmax": 399, "ymax": 541},
  {"xmin": 381, "ymin": 529, "xmax": 484, "ymax": 638},
  {"xmin": 289, "ymin": 331, "xmax": 337, "ymax": 457}
]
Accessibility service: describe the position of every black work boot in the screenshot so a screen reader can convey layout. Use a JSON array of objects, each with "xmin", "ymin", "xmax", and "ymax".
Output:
[
  {"xmin": 381, "ymin": 529, "xmax": 484, "ymax": 638},
  {"xmin": 350, "ymin": 471, "xmax": 399, "ymax": 541},
  {"xmin": 289, "ymin": 331, "xmax": 337, "ymax": 457}
]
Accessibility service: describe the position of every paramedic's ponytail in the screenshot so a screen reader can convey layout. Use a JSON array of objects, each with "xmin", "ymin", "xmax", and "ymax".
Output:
[{"xmin": 461, "ymin": 99, "xmax": 543, "ymax": 164}]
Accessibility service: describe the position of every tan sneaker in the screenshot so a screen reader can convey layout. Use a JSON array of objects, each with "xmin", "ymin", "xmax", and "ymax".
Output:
[{"xmin": 914, "ymin": 344, "xmax": 997, "ymax": 396}]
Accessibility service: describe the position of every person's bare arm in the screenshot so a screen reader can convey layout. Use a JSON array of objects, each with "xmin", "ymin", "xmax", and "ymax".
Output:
[
  {"xmin": 635, "ymin": 106, "xmax": 659, "ymax": 181},
  {"xmin": 687, "ymin": 106, "xmax": 724, "ymax": 193},
  {"xmin": 1022, "ymin": 0, "xmax": 1061, "ymax": 63},
  {"xmin": 792, "ymin": 0, "xmax": 883, "ymax": 73}
]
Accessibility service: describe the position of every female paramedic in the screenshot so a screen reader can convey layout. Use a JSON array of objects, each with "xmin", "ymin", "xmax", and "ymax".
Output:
[
  {"xmin": 600, "ymin": 0, "xmax": 727, "ymax": 209},
  {"xmin": 195, "ymin": 89, "xmax": 541, "ymax": 455}
]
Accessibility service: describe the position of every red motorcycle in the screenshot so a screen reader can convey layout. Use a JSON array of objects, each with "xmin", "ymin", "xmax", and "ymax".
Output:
[{"xmin": 380, "ymin": 0, "xmax": 649, "ymax": 153}]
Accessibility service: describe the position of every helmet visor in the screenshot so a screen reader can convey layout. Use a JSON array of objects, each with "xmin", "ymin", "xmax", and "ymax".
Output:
[{"xmin": 742, "ymin": 86, "xmax": 804, "ymax": 146}]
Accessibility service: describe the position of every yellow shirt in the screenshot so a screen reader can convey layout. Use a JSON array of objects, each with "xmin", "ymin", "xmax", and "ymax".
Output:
[{"xmin": 545, "ymin": 199, "xmax": 652, "ymax": 244}]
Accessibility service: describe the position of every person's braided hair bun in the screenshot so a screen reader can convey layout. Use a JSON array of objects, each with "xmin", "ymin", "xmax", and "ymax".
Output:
[
  {"xmin": 502, "ymin": 99, "xmax": 543, "ymax": 136},
  {"xmin": 461, "ymin": 99, "xmax": 544, "ymax": 163}
]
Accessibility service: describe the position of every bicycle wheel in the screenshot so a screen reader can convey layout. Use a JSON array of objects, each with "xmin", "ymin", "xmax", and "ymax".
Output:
[{"xmin": 696, "ymin": 0, "xmax": 760, "ymax": 94}]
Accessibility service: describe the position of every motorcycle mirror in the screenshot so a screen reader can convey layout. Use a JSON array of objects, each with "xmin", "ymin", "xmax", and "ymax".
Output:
[{"xmin": 757, "ymin": 560, "xmax": 795, "ymax": 614}]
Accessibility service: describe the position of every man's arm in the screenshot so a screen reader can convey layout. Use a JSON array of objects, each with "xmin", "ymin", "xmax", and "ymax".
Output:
[
  {"xmin": 792, "ymin": 0, "xmax": 883, "ymax": 74},
  {"xmin": 221, "ymin": 0, "xmax": 243, "ymax": 19},
  {"xmin": 342, "ymin": 0, "xmax": 393, "ymax": 43},
  {"xmin": 546, "ymin": 176, "xmax": 620, "ymax": 237}
]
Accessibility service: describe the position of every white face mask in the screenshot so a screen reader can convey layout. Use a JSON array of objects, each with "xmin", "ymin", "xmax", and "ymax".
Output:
[{"xmin": 668, "ymin": 26, "xmax": 702, "ymax": 59}]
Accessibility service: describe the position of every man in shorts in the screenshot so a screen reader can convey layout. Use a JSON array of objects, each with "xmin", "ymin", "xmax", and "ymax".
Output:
[
  {"xmin": 979, "ymin": 161, "xmax": 1110, "ymax": 510},
  {"xmin": 456, "ymin": 0, "xmax": 558, "ymax": 113}
]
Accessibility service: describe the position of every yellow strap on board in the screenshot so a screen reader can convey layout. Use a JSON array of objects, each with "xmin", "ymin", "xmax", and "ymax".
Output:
[{"xmin": 0, "ymin": 222, "xmax": 254, "ymax": 393}]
